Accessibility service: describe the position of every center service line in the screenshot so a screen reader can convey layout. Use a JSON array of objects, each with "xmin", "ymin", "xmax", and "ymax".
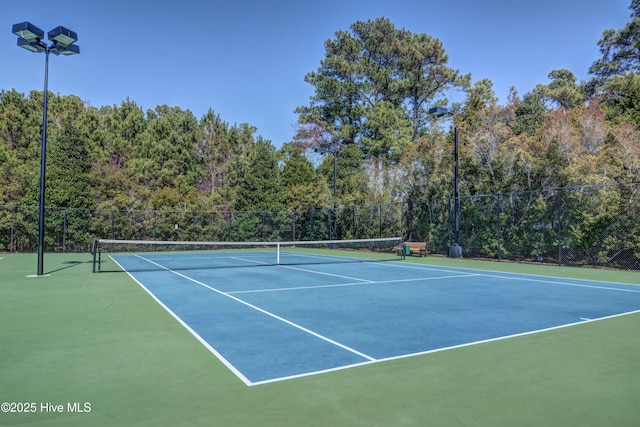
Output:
[{"xmin": 134, "ymin": 255, "xmax": 377, "ymax": 362}]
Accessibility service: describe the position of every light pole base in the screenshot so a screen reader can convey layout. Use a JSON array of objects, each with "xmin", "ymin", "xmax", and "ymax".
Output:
[{"xmin": 449, "ymin": 244, "xmax": 463, "ymax": 258}]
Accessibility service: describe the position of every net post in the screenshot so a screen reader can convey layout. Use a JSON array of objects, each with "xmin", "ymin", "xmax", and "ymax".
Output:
[{"xmin": 91, "ymin": 239, "xmax": 97, "ymax": 273}]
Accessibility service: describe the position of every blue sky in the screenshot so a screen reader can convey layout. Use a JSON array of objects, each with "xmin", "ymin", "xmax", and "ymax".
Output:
[{"xmin": 2, "ymin": 0, "xmax": 631, "ymax": 146}]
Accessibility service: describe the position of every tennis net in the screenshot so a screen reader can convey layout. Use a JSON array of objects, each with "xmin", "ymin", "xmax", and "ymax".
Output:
[{"xmin": 91, "ymin": 237, "xmax": 404, "ymax": 272}]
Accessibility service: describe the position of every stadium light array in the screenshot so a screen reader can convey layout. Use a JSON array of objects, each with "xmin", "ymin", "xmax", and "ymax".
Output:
[
  {"xmin": 12, "ymin": 21, "xmax": 80, "ymax": 276},
  {"xmin": 429, "ymin": 106, "xmax": 462, "ymax": 258}
]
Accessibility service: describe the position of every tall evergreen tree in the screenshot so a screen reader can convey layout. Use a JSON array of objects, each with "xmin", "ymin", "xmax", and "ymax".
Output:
[
  {"xmin": 589, "ymin": 0, "xmax": 640, "ymax": 85},
  {"xmin": 46, "ymin": 95, "xmax": 93, "ymax": 210},
  {"xmin": 0, "ymin": 90, "xmax": 42, "ymax": 204},
  {"xmin": 232, "ymin": 138, "xmax": 284, "ymax": 212},
  {"xmin": 280, "ymin": 142, "xmax": 330, "ymax": 211},
  {"xmin": 296, "ymin": 17, "xmax": 467, "ymax": 163},
  {"xmin": 196, "ymin": 109, "xmax": 232, "ymax": 196},
  {"xmin": 534, "ymin": 69, "xmax": 586, "ymax": 110},
  {"xmin": 134, "ymin": 105, "xmax": 199, "ymax": 192},
  {"xmin": 397, "ymin": 30, "xmax": 469, "ymax": 140},
  {"xmin": 588, "ymin": 1, "xmax": 640, "ymax": 126},
  {"xmin": 509, "ymin": 89, "xmax": 548, "ymax": 137}
]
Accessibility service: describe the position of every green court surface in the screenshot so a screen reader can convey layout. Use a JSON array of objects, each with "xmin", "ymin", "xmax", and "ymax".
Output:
[{"xmin": 1, "ymin": 252, "xmax": 640, "ymax": 426}]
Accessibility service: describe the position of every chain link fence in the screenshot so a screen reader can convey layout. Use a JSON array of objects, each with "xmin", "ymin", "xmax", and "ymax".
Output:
[
  {"xmin": 0, "ymin": 203, "xmax": 402, "ymax": 252},
  {"xmin": 1, "ymin": 183, "xmax": 639, "ymax": 269},
  {"xmin": 407, "ymin": 182, "xmax": 640, "ymax": 270}
]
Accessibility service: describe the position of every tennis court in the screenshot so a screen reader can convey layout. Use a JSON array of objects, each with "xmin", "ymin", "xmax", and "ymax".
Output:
[
  {"xmin": 106, "ymin": 243, "xmax": 640, "ymax": 386},
  {"xmin": 3, "ymin": 252, "xmax": 640, "ymax": 426}
]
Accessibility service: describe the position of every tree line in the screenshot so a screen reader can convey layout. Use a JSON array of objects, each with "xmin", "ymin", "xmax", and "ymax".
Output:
[{"xmin": 1, "ymin": 2, "xmax": 639, "ymax": 254}]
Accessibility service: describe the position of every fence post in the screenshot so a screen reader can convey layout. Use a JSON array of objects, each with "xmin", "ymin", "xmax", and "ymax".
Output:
[
  {"xmin": 497, "ymin": 193, "xmax": 502, "ymax": 262},
  {"xmin": 406, "ymin": 199, "xmax": 412, "ymax": 241},
  {"xmin": 353, "ymin": 207, "xmax": 357, "ymax": 239},
  {"xmin": 63, "ymin": 209, "xmax": 67, "ymax": 253},
  {"xmin": 557, "ymin": 188, "xmax": 563, "ymax": 265},
  {"xmin": 10, "ymin": 206, "xmax": 16, "ymax": 252},
  {"xmin": 397, "ymin": 202, "xmax": 402, "ymax": 239},
  {"xmin": 291, "ymin": 210, "xmax": 296, "ymax": 241}
]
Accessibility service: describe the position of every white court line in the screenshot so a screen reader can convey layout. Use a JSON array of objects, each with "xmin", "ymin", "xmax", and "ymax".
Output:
[
  {"xmin": 280, "ymin": 251, "xmax": 377, "ymax": 262},
  {"xmin": 229, "ymin": 273, "xmax": 481, "ymax": 294},
  {"xmin": 133, "ymin": 254, "xmax": 377, "ymax": 363},
  {"xmin": 473, "ymin": 272, "xmax": 640, "ymax": 293},
  {"xmin": 392, "ymin": 260, "xmax": 640, "ymax": 288},
  {"xmin": 250, "ymin": 308, "xmax": 640, "ymax": 386},
  {"xmin": 229, "ymin": 256, "xmax": 271, "ymax": 265},
  {"xmin": 109, "ymin": 256, "xmax": 253, "ymax": 386},
  {"xmin": 373, "ymin": 260, "xmax": 640, "ymax": 293},
  {"xmin": 280, "ymin": 264, "xmax": 374, "ymax": 283},
  {"xmin": 151, "ymin": 254, "xmax": 271, "ymax": 262}
]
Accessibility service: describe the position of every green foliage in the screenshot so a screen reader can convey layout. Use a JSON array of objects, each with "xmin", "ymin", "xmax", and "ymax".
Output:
[
  {"xmin": 138, "ymin": 105, "xmax": 200, "ymax": 191},
  {"xmin": 297, "ymin": 16, "xmax": 468, "ymax": 156},
  {"xmin": 534, "ymin": 69, "xmax": 586, "ymax": 110},
  {"xmin": 588, "ymin": 1, "xmax": 640, "ymax": 126},
  {"xmin": 511, "ymin": 91, "xmax": 547, "ymax": 136},
  {"xmin": 0, "ymin": 90, "xmax": 43, "ymax": 204},
  {"xmin": 396, "ymin": 31, "xmax": 470, "ymax": 140},
  {"xmin": 317, "ymin": 144, "xmax": 368, "ymax": 206},
  {"xmin": 589, "ymin": 2, "xmax": 640, "ymax": 84},
  {"xmin": 195, "ymin": 109, "xmax": 256, "ymax": 204},
  {"xmin": 232, "ymin": 138, "xmax": 284, "ymax": 213},
  {"xmin": 280, "ymin": 143, "xmax": 331, "ymax": 212},
  {"xmin": 602, "ymin": 72, "xmax": 640, "ymax": 127},
  {"xmin": 280, "ymin": 143, "xmax": 315, "ymax": 189},
  {"xmin": 360, "ymin": 101, "xmax": 412, "ymax": 163},
  {"xmin": 459, "ymin": 78, "xmax": 498, "ymax": 126}
]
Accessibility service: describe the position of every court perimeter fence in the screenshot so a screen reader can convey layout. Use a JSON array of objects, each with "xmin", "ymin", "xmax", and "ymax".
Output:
[{"xmin": 1, "ymin": 182, "xmax": 639, "ymax": 270}]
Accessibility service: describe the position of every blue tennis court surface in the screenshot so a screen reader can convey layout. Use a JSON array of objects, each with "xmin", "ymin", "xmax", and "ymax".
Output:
[{"xmin": 112, "ymin": 252, "xmax": 640, "ymax": 386}]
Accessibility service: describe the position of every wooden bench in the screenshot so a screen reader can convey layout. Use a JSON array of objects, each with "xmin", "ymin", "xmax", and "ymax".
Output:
[{"xmin": 398, "ymin": 242, "xmax": 426, "ymax": 257}]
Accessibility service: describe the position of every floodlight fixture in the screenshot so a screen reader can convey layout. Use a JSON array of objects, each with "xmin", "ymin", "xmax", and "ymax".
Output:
[
  {"xmin": 48, "ymin": 26, "xmax": 78, "ymax": 47},
  {"xmin": 12, "ymin": 21, "xmax": 44, "ymax": 42},
  {"xmin": 428, "ymin": 106, "xmax": 453, "ymax": 118},
  {"xmin": 50, "ymin": 43, "xmax": 80, "ymax": 56},
  {"xmin": 17, "ymin": 37, "xmax": 46, "ymax": 53},
  {"xmin": 314, "ymin": 145, "xmax": 338, "ymax": 155}
]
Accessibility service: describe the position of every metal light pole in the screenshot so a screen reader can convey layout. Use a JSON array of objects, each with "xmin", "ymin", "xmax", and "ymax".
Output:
[
  {"xmin": 12, "ymin": 22, "xmax": 80, "ymax": 276},
  {"xmin": 315, "ymin": 142, "xmax": 339, "ymax": 240},
  {"xmin": 453, "ymin": 126, "xmax": 460, "ymax": 249},
  {"xmin": 332, "ymin": 149, "xmax": 337, "ymax": 202},
  {"xmin": 429, "ymin": 106, "xmax": 462, "ymax": 258},
  {"xmin": 37, "ymin": 48, "xmax": 50, "ymax": 276}
]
